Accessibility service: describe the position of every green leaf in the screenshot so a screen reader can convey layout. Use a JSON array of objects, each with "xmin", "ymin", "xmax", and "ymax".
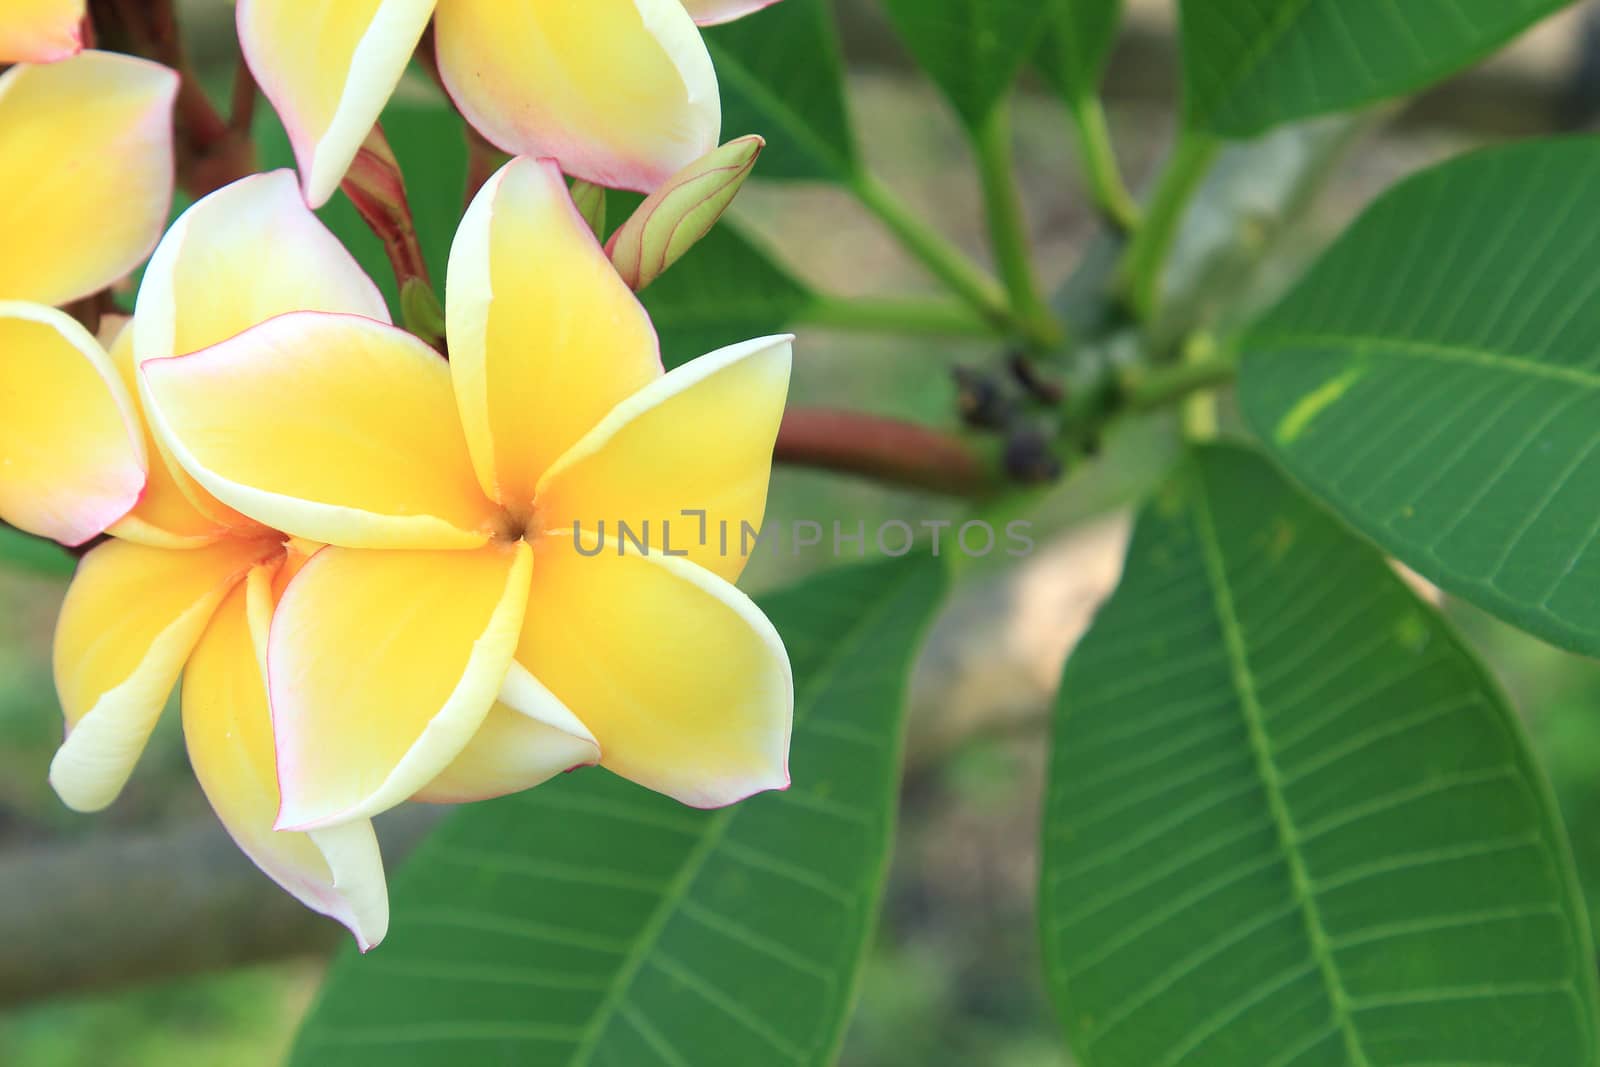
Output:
[
  {"xmin": 1041, "ymin": 444, "xmax": 1598, "ymax": 1067},
  {"xmin": 1180, "ymin": 0, "xmax": 1577, "ymax": 136},
  {"xmin": 704, "ymin": 0, "xmax": 859, "ymax": 182},
  {"xmin": 1238, "ymin": 138, "xmax": 1600, "ymax": 658},
  {"xmin": 881, "ymin": 0, "xmax": 1052, "ymax": 130},
  {"xmin": 1037, "ymin": 0, "xmax": 1123, "ymax": 103},
  {"xmin": 638, "ymin": 219, "xmax": 814, "ymax": 369},
  {"xmin": 289, "ymin": 555, "xmax": 949, "ymax": 1067}
]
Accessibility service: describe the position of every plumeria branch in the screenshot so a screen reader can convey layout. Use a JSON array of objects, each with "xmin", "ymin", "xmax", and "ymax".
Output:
[{"xmin": 776, "ymin": 409, "xmax": 998, "ymax": 498}]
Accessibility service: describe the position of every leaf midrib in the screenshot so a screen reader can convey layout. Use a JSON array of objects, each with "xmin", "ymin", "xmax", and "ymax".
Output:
[
  {"xmin": 1248, "ymin": 331, "xmax": 1600, "ymax": 389},
  {"xmin": 1190, "ymin": 471, "xmax": 1373, "ymax": 1067},
  {"xmin": 567, "ymin": 564, "xmax": 929, "ymax": 1066}
]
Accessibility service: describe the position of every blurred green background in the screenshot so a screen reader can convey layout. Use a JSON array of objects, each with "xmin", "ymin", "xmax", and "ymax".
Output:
[{"xmin": 8, "ymin": 2, "xmax": 1600, "ymax": 1065}]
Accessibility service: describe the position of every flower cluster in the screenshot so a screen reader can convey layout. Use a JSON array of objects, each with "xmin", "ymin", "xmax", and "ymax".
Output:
[{"xmin": 0, "ymin": 1, "xmax": 791, "ymax": 948}]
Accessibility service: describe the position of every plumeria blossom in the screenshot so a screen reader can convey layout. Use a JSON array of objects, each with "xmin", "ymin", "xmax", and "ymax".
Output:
[
  {"xmin": 0, "ymin": 0, "xmax": 85, "ymax": 64},
  {"xmin": 0, "ymin": 173, "xmax": 399, "ymax": 949},
  {"xmin": 0, "ymin": 49, "xmax": 176, "ymax": 306},
  {"xmin": 238, "ymin": 0, "xmax": 784, "ymax": 208},
  {"xmin": 143, "ymin": 156, "xmax": 796, "ymax": 843}
]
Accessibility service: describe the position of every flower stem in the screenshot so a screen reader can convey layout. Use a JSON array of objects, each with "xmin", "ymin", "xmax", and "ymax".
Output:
[
  {"xmin": 341, "ymin": 126, "xmax": 435, "ymax": 321},
  {"xmin": 1124, "ymin": 348, "xmax": 1235, "ymax": 414},
  {"xmin": 1066, "ymin": 95, "xmax": 1139, "ymax": 234},
  {"xmin": 1117, "ymin": 130, "xmax": 1219, "ymax": 324},
  {"xmin": 847, "ymin": 170, "xmax": 1013, "ymax": 335},
  {"xmin": 795, "ymin": 294, "xmax": 998, "ymax": 338},
  {"xmin": 974, "ymin": 104, "xmax": 1061, "ymax": 349}
]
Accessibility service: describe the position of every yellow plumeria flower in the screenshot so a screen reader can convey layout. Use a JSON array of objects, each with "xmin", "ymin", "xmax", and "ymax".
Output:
[
  {"xmin": 0, "ymin": 173, "xmax": 400, "ymax": 949},
  {"xmin": 143, "ymin": 156, "xmax": 795, "ymax": 839},
  {"xmin": 238, "ymin": 0, "xmax": 783, "ymax": 207},
  {"xmin": 0, "ymin": 0, "xmax": 85, "ymax": 63},
  {"xmin": 0, "ymin": 49, "xmax": 176, "ymax": 306}
]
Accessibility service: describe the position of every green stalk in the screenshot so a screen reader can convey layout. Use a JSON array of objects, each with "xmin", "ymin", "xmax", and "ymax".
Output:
[
  {"xmin": 1067, "ymin": 95, "xmax": 1139, "ymax": 234},
  {"xmin": 1124, "ymin": 348, "xmax": 1236, "ymax": 414},
  {"xmin": 796, "ymin": 294, "xmax": 1000, "ymax": 338},
  {"xmin": 847, "ymin": 170, "xmax": 1013, "ymax": 334},
  {"xmin": 1117, "ymin": 131, "xmax": 1220, "ymax": 324},
  {"xmin": 975, "ymin": 104, "xmax": 1063, "ymax": 349}
]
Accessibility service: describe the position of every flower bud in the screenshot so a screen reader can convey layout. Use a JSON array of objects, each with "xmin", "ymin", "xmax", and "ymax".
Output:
[{"xmin": 606, "ymin": 135, "xmax": 764, "ymax": 291}]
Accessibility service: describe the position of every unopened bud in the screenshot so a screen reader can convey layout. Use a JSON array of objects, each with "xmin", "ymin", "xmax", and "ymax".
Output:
[{"xmin": 607, "ymin": 135, "xmax": 765, "ymax": 291}]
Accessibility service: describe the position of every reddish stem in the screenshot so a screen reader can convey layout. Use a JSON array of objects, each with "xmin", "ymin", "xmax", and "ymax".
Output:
[
  {"xmin": 228, "ymin": 58, "xmax": 258, "ymax": 134},
  {"xmin": 776, "ymin": 410, "xmax": 996, "ymax": 498},
  {"xmin": 341, "ymin": 124, "xmax": 431, "ymax": 292}
]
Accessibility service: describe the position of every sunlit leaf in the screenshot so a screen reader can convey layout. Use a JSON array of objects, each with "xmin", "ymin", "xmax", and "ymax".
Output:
[
  {"xmin": 1239, "ymin": 139, "xmax": 1600, "ymax": 657},
  {"xmin": 1180, "ymin": 0, "xmax": 1578, "ymax": 135},
  {"xmin": 704, "ymin": 0, "xmax": 859, "ymax": 182},
  {"xmin": 1042, "ymin": 444, "xmax": 1599, "ymax": 1066}
]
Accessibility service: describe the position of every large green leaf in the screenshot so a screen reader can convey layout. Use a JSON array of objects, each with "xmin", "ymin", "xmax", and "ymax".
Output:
[
  {"xmin": 1042, "ymin": 444, "xmax": 1598, "ymax": 1066},
  {"xmin": 704, "ymin": 0, "xmax": 859, "ymax": 182},
  {"xmin": 881, "ymin": 0, "xmax": 1053, "ymax": 129},
  {"xmin": 1238, "ymin": 139, "xmax": 1600, "ymax": 658},
  {"xmin": 1037, "ymin": 0, "xmax": 1123, "ymax": 103},
  {"xmin": 639, "ymin": 220, "xmax": 814, "ymax": 369},
  {"xmin": 290, "ymin": 554, "xmax": 948, "ymax": 1066},
  {"xmin": 1180, "ymin": 0, "xmax": 1576, "ymax": 136}
]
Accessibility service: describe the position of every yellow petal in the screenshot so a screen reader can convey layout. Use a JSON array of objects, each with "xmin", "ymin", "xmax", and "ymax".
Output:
[
  {"xmin": 237, "ymin": 0, "xmax": 435, "ymax": 208},
  {"xmin": 49, "ymin": 537, "xmax": 278, "ymax": 812},
  {"xmin": 132, "ymin": 169, "xmax": 391, "ymax": 533},
  {"xmin": 434, "ymin": 0, "xmax": 720, "ymax": 192},
  {"xmin": 519, "ymin": 536, "xmax": 791, "ymax": 808},
  {"xmin": 0, "ymin": 0, "xmax": 84, "ymax": 62},
  {"xmin": 0, "ymin": 302, "xmax": 145, "ymax": 546},
  {"xmin": 413, "ymin": 661, "xmax": 599, "ymax": 803},
  {"xmin": 144, "ymin": 312, "xmax": 499, "ymax": 550},
  {"xmin": 184, "ymin": 568, "xmax": 389, "ymax": 949},
  {"xmin": 447, "ymin": 157, "xmax": 661, "ymax": 507},
  {"xmin": 271, "ymin": 540, "xmax": 533, "ymax": 829},
  {"xmin": 0, "ymin": 52, "xmax": 176, "ymax": 305},
  {"xmin": 679, "ymin": 0, "xmax": 779, "ymax": 26},
  {"xmin": 133, "ymin": 169, "xmax": 390, "ymax": 364},
  {"xmin": 97, "ymin": 318, "xmax": 230, "ymax": 549},
  {"xmin": 536, "ymin": 335, "xmax": 791, "ymax": 584}
]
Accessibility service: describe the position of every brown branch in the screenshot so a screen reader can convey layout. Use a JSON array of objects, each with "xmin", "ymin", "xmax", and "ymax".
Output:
[{"xmin": 776, "ymin": 409, "xmax": 996, "ymax": 498}]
